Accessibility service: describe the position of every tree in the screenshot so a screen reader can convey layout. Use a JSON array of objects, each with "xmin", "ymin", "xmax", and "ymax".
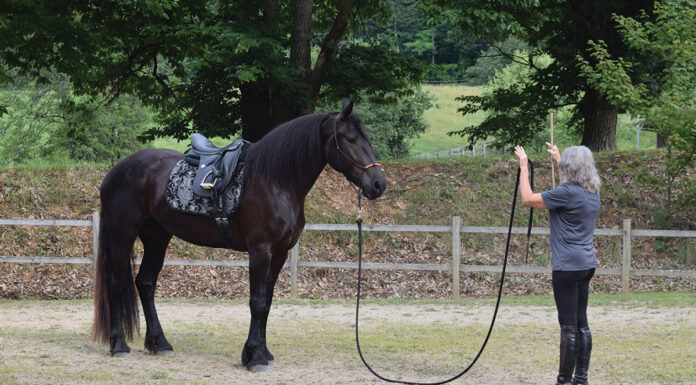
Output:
[
  {"xmin": 426, "ymin": 0, "xmax": 654, "ymax": 151},
  {"xmin": 0, "ymin": 0, "xmax": 422, "ymax": 143},
  {"xmin": 579, "ymin": 0, "xmax": 696, "ymax": 227}
]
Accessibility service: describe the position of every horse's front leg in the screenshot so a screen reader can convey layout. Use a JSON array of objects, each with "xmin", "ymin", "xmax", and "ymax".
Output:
[
  {"xmin": 258, "ymin": 250, "xmax": 289, "ymax": 365},
  {"xmin": 242, "ymin": 244, "xmax": 273, "ymax": 372}
]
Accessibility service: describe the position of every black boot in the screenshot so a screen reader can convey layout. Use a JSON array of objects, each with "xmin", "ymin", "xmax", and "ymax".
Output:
[
  {"xmin": 572, "ymin": 327, "xmax": 592, "ymax": 385},
  {"xmin": 555, "ymin": 325, "xmax": 578, "ymax": 385}
]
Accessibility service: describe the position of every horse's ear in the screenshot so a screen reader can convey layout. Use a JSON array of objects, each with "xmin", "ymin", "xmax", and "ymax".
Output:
[{"xmin": 340, "ymin": 98, "xmax": 354, "ymax": 120}]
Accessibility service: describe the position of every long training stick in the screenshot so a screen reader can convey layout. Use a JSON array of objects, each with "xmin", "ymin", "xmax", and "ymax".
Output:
[{"xmin": 550, "ymin": 113, "xmax": 556, "ymax": 188}]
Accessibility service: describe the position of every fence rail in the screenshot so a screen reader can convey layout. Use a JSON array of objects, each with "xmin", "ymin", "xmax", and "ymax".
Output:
[
  {"xmin": 416, "ymin": 142, "xmax": 500, "ymax": 159},
  {"xmin": 2, "ymin": 213, "xmax": 695, "ymax": 299}
]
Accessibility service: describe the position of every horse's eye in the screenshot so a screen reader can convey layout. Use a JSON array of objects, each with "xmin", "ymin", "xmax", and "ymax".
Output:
[{"xmin": 347, "ymin": 137, "xmax": 357, "ymax": 144}]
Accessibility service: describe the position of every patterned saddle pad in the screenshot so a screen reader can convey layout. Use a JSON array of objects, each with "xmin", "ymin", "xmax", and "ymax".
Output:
[{"xmin": 165, "ymin": 159, "xmax": 245, "ymax": 217}]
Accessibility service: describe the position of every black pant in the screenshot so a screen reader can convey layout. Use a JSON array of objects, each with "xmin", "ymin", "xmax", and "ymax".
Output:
[{"xmin": 552, "ymin": 268, "xmax": 595, "ymax": 330}]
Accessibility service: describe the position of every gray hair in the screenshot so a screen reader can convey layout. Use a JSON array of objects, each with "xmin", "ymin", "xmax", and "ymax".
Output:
[{"xmin": 558, "ymin": 146, "xmax": 601, "ymax": 194}]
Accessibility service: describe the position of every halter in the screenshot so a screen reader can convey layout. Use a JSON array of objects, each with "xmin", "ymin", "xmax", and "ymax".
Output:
[{"xmin": 332, "ymin": 114, "xmax": 382, "ymax": 172}]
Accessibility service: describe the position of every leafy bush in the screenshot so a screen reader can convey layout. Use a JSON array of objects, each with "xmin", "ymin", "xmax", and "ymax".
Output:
[{"xmin": 0, "ymin": 71, "xmax": 153, "ymax": 165}]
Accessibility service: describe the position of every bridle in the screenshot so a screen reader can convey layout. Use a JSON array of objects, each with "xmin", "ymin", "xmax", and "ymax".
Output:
[{"xmin": 332, "ymin": 114, "xmax": 382, "ymax": 172}]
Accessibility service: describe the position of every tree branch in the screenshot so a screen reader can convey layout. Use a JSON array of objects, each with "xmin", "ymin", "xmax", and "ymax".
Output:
[
  {"xmin": 308, "ymin": 0, "xmax": 353, "ymax": 99},
  {"xmin": 484, "ymin": 43, "xmax": 544, "ymax": 71}
]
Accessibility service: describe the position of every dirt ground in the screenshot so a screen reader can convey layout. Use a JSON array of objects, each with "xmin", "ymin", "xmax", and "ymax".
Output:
[{"xmin": 1, "ymin": 300, "xmax": 695, "ymax": 385}]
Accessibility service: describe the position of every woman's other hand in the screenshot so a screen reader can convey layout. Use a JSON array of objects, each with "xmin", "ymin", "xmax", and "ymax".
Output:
[{"xmin": 546, "ymin": 142, "xmax": 560, "ymax": 163}]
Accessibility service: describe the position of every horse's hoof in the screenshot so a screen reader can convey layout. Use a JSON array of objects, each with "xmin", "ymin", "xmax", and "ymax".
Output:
[
  {"xmin": 248, "ymin": 364, "xmax": 271, "ymax": 373},
  {"xmin": 267, "ymin": 360, "xmax": 276, "ymax": 367},
  {"xmin": 112, "ymin": 352, "xmax": 130, "ymax": 358},
  {"xmin": 155, "ymin": 349, "xmax": 174, "ymax": 357}
]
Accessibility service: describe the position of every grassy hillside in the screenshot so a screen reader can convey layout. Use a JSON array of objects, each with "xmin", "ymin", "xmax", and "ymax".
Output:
[
  {"xmin": 0, "ymin": 151, "xmax": 694, "ymax": 300},
  {"xmin": 410, "ymin": 85, "xmax": 484, "ymax": 156}
]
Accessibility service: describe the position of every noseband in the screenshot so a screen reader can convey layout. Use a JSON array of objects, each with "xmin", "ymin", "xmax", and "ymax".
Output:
[{"xmin": 332, "ymin": 115, "xmax": 382, "ymax": 171}]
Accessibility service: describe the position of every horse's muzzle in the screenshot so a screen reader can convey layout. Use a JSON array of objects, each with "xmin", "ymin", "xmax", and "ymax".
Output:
[{"xmin": 362, "ymin": 175, "xmax": 386, "ymax": 200}]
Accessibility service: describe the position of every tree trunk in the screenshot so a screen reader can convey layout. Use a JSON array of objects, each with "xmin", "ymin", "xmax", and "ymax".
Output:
[
  {"xmin": 656, "ymin": 133, "xmax": 668, "ymax": 148},
  {"xmin": 290, "ymin": 0, "xmax": 313, "ymax": 82},
  {"xmin": 241, "ymin": 0, "xmax": 354, "ymax": 141},
  {"xmin": 264, "ymin": 0, "xmax": 279, "ymax": 28},
  {"xmin": 579, "ymin": 88, "xmax": 618, "ymax": 151},
  {"xmin": 240, "ymin": 82, "xmax": 273, "ymax": 143},
  {"xmin": 431, "ymin": 32, "xmax": 435, "ymax": 64}
]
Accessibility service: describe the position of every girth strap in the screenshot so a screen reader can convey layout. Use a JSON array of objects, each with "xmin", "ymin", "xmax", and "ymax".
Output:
[{"xmin": 215, "ymin": 216, "xmax": 236, "ymax": 248}]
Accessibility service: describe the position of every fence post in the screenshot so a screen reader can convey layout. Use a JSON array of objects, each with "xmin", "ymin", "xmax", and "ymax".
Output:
[
  {"xmin": 92, "ymin": 211, "xmax": 100, "ymax": 271},
  {"xmin": 290, "ymin": 242, "xmax": 299, "ymax": 299},
  {"xmin": 622, "ymin": 218, "xmax": 632, "ymax": 300},
  {"xmin": 452, "ymin": 216, "xmax": 461, "ymax": 299}
]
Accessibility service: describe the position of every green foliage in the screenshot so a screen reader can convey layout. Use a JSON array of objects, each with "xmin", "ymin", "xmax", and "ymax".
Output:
[
  {"xmin": 0, "ymin": 72, "xmax": 151, "ymax": 165},
  {"xmin": 359, "ymin": 0, "xmax": 485, "ymax": 82},
  {"xmin": 321, "ymin": 43, "xmax": 424, "ymax": 105},
  {"xmin": 0, "ymin": 1, "xmax": 422, "ymax": 142},
  {"xmin": 580, "ymin": 0, "xmax": 696, "ymax": 227},
  {"xmin": 464, "ymin": 38, "xmax": 530, "ymax": 85},
  {"xmin": 577, "ymin": 40, "xmax": 645, "ymax": 110},
  {"xmin": 451, "ymin": 48, "xmax": 562, "ymax": 150},
  {"xmin": 319, "ymin": 88, "xmax": 433, "ymax": 159},
  {"xmin": 426, "ymin": 0, "xmax": 656, "ymax": 151}
]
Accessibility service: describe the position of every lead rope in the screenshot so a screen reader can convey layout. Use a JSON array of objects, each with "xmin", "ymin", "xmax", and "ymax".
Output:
[{"xmin": 354, "ymin": 160, "xmax": 534, "ymax": 385}]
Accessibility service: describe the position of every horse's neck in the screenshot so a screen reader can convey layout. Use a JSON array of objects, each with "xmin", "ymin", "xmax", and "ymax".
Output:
[
  {"xmin": 248, "ymin": 129, "xmax": 327, "ymax": 200},
  {"xmin": 285, "ymin": 157, "xmax": 326, "ymax": 199}
]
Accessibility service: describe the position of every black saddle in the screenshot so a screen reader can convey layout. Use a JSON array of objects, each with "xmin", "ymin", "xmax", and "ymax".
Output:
[{"xmin": 185, "ymin": 133, "xmax": 249, "ymax": 198}]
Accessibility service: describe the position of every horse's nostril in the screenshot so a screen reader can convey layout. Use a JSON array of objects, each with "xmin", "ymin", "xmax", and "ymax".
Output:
[{"xmin": 374, "ymin": 180, "xmax": 383, "ymax": 193}]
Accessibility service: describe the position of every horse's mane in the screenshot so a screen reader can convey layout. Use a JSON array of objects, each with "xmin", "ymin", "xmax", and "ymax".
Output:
[{"xmin": 245, "ymin": 113, "xmax": 332, "ymax": 183}]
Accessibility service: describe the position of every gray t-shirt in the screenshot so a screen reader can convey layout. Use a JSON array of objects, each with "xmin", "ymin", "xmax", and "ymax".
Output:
[{"xmin": 541, "ymin": 184, "xmax": 600, "ymax": 271}]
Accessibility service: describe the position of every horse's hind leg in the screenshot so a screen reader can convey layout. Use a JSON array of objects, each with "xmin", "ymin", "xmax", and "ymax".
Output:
[
  {"xmin": 136, "ymin": 219, "xmax": 173, "ymax": 356},
  {"xmin": 104, "ymin": 224, "xmax": 140, "ymax": 357}
]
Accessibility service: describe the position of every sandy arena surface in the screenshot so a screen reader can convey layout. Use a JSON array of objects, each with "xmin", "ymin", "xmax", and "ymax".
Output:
[{"xmin": 1, "ymin": 300, "xmax": 695, "ymax": 384}]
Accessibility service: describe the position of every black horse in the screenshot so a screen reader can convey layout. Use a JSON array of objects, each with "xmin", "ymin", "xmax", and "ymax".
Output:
[{"xmin": 92, "ymin": 99, "xmax": 386, "ymax": 372}]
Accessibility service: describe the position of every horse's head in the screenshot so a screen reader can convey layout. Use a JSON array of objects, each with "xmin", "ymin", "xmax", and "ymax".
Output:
[{"xmin": 323, "ymin": 99, "xmax": 386, "ymax": 200}]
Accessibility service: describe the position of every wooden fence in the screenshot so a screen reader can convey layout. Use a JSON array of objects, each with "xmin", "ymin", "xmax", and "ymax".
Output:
[
  {"xmin": 416, "ymin": 142, "xmax": 500, "ymax": 159},
  {"xmin": 1, "ymin": 213, "xmax": 695, "ymax": 299}
]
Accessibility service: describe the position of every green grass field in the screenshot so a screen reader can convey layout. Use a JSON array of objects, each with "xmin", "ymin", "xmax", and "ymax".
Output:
[{"xmin": 410, "ymin": 85, "xmax": 486, "ymax": 156}]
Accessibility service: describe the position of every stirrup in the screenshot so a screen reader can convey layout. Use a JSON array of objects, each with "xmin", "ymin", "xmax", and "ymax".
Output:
[{"xmin": 199, "ymin": 170, "xmax": 218, "ymax": 190}]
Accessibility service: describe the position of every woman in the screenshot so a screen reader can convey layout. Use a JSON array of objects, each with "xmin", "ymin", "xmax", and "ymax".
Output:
[{"xmin": 515, "ymin": 142, "xmax": 601, "ymax": 385}]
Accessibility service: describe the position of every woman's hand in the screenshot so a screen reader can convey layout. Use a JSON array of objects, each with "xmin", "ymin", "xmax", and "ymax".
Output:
[
  {"xmin": 545, "ymin": 142, "xmax": 560, "ymax": 164},
  {"xmin": 514, "ymin": 145, "xmax": 528, "ymax": 170}
]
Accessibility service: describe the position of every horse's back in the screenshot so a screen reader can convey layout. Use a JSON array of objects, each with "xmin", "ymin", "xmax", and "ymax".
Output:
[
  {"xmin": 101, "ymin": 148, "xmax": 182, "ymax": 207},
  {"xmin": 103, "ymin": 148, "xmax": 181, "ymax": 186}
]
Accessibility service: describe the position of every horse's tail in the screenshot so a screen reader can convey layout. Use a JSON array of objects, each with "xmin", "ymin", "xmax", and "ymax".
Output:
[{"xmin": 92, "ymin": 209, "xmax": 139, "ymax": 344}]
